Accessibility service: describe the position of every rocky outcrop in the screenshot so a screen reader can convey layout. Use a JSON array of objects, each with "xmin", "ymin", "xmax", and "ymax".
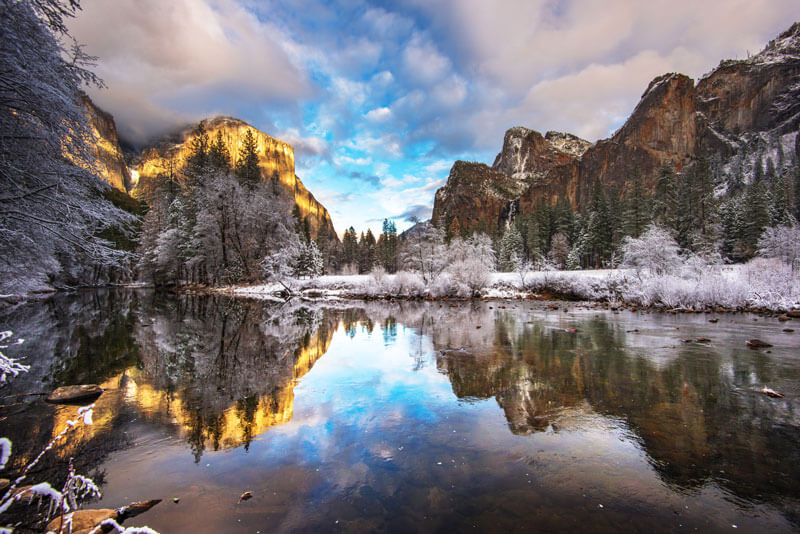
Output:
[
  {"xmin": 431, "ymin": 161, "xmax": 526, "ymax": 235},
  {"xmin": 522, "ymin": 72, "xmax": 697, "ymax": 211},
  {"xmin": 433, "ymin": 22, "xmax": 800, "ymax": 233},
  {"xmin": 81, "ymin": 94, "xmax": 131, "ymax": 192},
  {"xmin": 131, "ymin": 117, "xmax": 337, "ymax": 241},
  {"xmin": 697, "ymin": 22, "xmax": 800, "ymax": 138},
  {"xmin": 491, "ymin": 127, "xmax": 590, "ymax": 181}
]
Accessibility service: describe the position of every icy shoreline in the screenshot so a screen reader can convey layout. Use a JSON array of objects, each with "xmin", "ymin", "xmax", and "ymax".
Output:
[{"xmin": 221, "ymin": 261, "xmax": 800, "ymax": 313}]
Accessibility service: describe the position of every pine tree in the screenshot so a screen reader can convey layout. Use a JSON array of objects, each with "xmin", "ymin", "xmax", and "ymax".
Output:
[
  {"xmin": 341, "ymin": 227, "xmax": 359, "ymax": 269},
  {"xmin": 377, "ymin": 219, "xmax": 398, "ymax": 272},
  {"xmin": 674, "ymin": 172, "xmax": 695, "ymax": 250},
  {"xmin": 587, "ymin": 179, "xmax": 616, "ymax": 267},
  {"xmin": 624, "ymin": 170, "xmax": 650, "ymax": 238},
  {"xmin": 186, "ymin": 123, "xmax": 209, "ymax": 174},
  {"xmin": 209, "ymin": 130, "xmax": 231, "ymax": 171},
  {"xmin": 720, "ymin": 195, "xmax": 745, "ymax": 261},
  {"xmin": 358, "ymin": 229, "xmax": 377, "ymax": 273},
  {"xmin": 235, "ymin": 129, "xmax": 260, "ymax": 188},
  {"xmin": 694, "ymin": 158, "xmax": 717, "ymax": 240},
  {"xmin": 498, "ymin": 225, "xmax": 524, "ymax": 271},
  {"xmin": 753, "ymin": 155, "xmax": 764, "ymax": 183},
  {"xmin": 315, "ymin": 223, "xmax": 331, "ymax": 274},
  {"xmin": 766, "ymin": 157, "xmax": 777, "ymax": 182},
  {"xmin": 744, "ymin": 182, "xmax": 770, "ymax": 255},
  {"xmin": 653, "ymin": 164, "xmax": 677, "ymax": 230},
  {"xmin": 769, "ymin": 175, "xmax": 791, "ymax": 226},
  {"xmin": 294, "ymin": 240, "xmax": 323, "ymax": 278},
  {"xmin": 525, "ymin": 217, "xmax": 542, "ymax": 260}
]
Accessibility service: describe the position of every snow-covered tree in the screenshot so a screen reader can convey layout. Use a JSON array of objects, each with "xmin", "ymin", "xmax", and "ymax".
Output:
[
  {"xmin": 0, "ymin": 0, "xmax": 135, "ymax": 294},
  {"xmin": 401, "ymin": 224, "xmax": 448, "ymax": 284},
  {"xmin": 498, "ymin": 225, "xmax": 524, "ymax": 271},
  {"xmin": 293, "ymin": 240, "xmax": 324, "ymax": 278},
  {"xmin": 547, "ymin": 232, "xmax": 569, "ymax": 269},
  {"xmin": 758, "ymin": 221, "xmax": 800, "ymax": 265},
  {"xmin": 447, "ymin": 233, "xmax": 495, "ymax": 294},
  {"xmin": 621, "ymin": 224, "xmax": 682, "ymax": 276}
]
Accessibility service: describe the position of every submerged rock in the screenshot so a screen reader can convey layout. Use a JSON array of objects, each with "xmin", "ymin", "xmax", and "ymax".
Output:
[
  {"xmin": 746, "ymin": 339, "xmax": 773, "ymax": 349},
  {"xmin": 761, "ymin": 387, "xmax": 785, "ymax": 398},
  {"xmin": 46, "ymin": 385, "xmax": 103, "ymax": 404}
]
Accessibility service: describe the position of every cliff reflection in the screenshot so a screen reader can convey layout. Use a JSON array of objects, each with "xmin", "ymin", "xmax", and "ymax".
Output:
[
  {"xmin": 401, "ymin": 304, "xmax": 800, "ymax": 503},
  {"xmin": 127, "ymin": 296, "xmax": 335, "ymax": 458},
  {"xmin": 0, "ymin": 292, "xmax": 336, "ymax": 470}
]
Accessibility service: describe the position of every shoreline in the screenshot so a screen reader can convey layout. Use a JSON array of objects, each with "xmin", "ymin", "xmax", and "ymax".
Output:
[{"xmin": 3, "ymin": 266, "xmax": 800, "ymax": 316}]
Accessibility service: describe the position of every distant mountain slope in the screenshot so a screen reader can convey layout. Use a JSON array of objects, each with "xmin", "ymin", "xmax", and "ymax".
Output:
[{"xmin": 433, "ymin": 22, "xmax": 800, "ymax": 236}]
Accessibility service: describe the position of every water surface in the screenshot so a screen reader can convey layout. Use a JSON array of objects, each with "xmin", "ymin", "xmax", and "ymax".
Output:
[{"xmin": 2, "ymin": 291, "xmax": 799, "ymax": 532}]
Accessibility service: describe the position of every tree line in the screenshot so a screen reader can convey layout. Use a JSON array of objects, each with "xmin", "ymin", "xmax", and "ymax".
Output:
[
  {"xmin": 137, "ymin": 125, "xmax": 316, "ymax": 286},
  {"xmin": 487, "ymin": 134, "xmax": 800, "ymax": 271}
]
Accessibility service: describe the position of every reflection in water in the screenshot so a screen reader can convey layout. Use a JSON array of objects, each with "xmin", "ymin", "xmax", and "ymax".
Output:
[{"xmin": 2, "ymin": 294, "xmax": 800, "ymax": 531}]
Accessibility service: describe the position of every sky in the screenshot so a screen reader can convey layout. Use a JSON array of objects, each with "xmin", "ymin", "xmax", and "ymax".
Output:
[{"xmin": 68, "ymin": 0, "xmax": 800, "ymax": 236}]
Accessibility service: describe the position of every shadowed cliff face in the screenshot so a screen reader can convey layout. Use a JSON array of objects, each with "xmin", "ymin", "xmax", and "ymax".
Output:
[
  {"xmin": 131, "ymin": 117, "xmax": 337, "ymax": 241},
  {"xmin": 433, "ymin": 22, "xmax": 800, "ymax": 233},
  {"xmin": 81, "ymin": 94, "xmax": 131, "ymax": 192}
]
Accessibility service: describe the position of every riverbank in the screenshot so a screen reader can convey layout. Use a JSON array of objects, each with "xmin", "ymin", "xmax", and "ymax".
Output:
[{"xmin": 222, "ymin": 259, "xmax": 800, "ymax": 313}]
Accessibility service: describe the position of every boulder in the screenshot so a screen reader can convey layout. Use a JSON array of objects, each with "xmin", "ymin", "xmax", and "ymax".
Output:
[{"xmin": 46, "ymin": 385, "xmax": 103, "ymax": 404}]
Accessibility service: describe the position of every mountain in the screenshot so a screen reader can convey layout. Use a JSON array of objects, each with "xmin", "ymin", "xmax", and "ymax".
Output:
[
  {"xmin": 433, "ymin": 22, "xmax": 800, "ymax": 236},
  {"xmin": 129, "ymin": 116, "xmax": 338, "ymax": 241},
  {"xmin": 80, "ymin": 94, "xmax": 131, "ymax": 192}
]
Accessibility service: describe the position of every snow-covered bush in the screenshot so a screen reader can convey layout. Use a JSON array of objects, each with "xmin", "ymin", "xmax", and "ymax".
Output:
[
  {"xmin": 622, "ymin": 224, "xmax": 681, "ymax": 276},
  {"xmin": 391, "ymin": 271, "xmax": 426, "ymax": 297},
  {"xmin": 446, "ymin": 234, "xmax": 495, "ymax": 295},
  {"xmin": 758, "ymin": 222, "xmax": 800, "ymax": 265},
  {"xmin": 400, "ymin": 226, "xmax": 448, "ymax": 284},
  {"xmin": 0, "ymin": 331, "xmax": 27, "ymax": 383}
]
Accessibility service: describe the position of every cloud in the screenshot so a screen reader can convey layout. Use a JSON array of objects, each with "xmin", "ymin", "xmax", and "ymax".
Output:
[
  {"xmin": 69, "ymin": 0, "xmax": 311, "ymax": 144},
  {"xmin": 396, "ymin": 204, "xmax": 432, "ymax": 222},
  {"xmin": 278, "ymin": 128, "xmax": 330, "ymax": 160},
  {"xmin": 402, "ymin": 33, "xmax": 452, "ymax": 85},
  {"xmin": 348, "ymin": 172, "xmax": 381, "ymax": 187},
  {"xmin": 365, "ymin": 107, "xmax": 392, "ymax": 122},
  {"xmin": 68, "ymin": 0, "xmax": 800, "ymax": 235}
]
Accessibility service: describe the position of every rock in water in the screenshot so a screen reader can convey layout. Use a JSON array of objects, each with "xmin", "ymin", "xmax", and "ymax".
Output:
[
  {"xmin": 46, "ymin": 384, "xmax": 103, "ymax": 404},
  {"xmin": 46, "ymin": 500, "xmax": 161, "ymax": 534},
  {"xmin": 238, "ymin": 491, "xmax": 253, "ymax": 503},
  {"xmin": 746, "ymin": 339, "xmax": 773, "ymax": 349},
  {"xmin": 117, "ymin": 499, "xmax": 161, "ymax": 520},
  {"xmin": 46, "ymin": 509, "xmax": 117, "ymax": 534},
  {"xmin": 761, "ymin": 387, "xmax": 785, "ymax": 398}
]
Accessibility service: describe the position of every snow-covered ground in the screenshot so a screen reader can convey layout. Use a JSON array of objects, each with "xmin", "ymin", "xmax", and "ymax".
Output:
[{"xmin": 229, "ymin": 261, "xmax": 800, "ymax": 311}]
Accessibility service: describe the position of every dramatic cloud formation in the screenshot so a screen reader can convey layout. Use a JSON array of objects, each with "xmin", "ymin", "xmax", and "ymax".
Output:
[{"xmin": 69, "ymin": 0, "xmax": 800, "ymax": 235}]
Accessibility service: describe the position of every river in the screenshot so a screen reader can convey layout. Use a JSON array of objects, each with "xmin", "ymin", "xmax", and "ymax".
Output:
[{"xmin": 1, "ymin": 290, "xmax": 799, "ymax": 532}]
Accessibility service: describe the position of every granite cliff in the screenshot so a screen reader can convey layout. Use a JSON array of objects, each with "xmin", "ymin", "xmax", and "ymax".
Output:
[
  {"xmin": 433, "ymin": 22, "xmax": 800, "ymax": 235},
  {"xmin": 80, "ymin": 94, "xmax": 131, "ymax": 192},
  {"xmin": 130, "ymin": 116, "xmax": 337, "ymax": 241}
]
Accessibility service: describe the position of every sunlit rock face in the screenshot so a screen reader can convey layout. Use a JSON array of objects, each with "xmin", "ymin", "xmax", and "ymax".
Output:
[
  {"xmin": 433, "ymin": 22, "xmax": 800, "ymax": 233},
  {"xmin": 80, "ymin": 94, "xmax": 131, "ymax": 192},
  {"xmin": 132, "ymin": 116, "xmax": 337, "ymax": 241}
]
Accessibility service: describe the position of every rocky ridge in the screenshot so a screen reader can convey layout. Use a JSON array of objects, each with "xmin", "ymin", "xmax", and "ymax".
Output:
[
  {"xmin": 82, "ymin": 103, "xmax": 339, "ymax": 241},
  {"xmin": 80, "ymin": 94, "xmax": 131, "ymax": 192},
  {"xmin": 130, "ymin": 116, "xmax": 337, "ymax": 241},
  {"xmin": 433, "ymin": 22, "xmax": 800, "ymax": 235}
]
